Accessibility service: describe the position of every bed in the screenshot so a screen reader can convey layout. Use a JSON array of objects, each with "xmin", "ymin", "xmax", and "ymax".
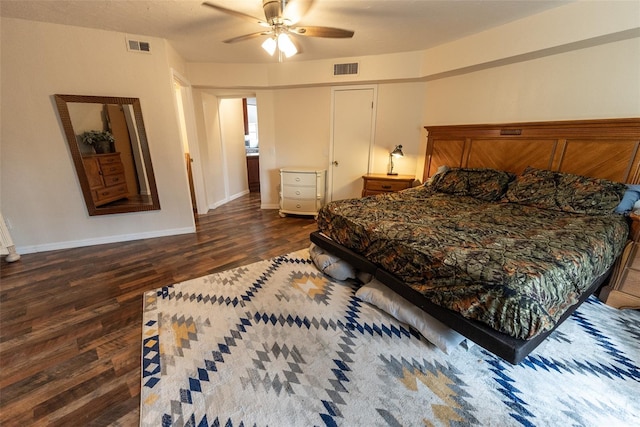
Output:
[{"xmin": 311, "ymin": 118, "xmax": 640, "ymax": 364}]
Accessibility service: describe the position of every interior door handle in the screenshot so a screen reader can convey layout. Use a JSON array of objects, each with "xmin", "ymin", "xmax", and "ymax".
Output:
[{"xmin": 332, "ymin": 161, "xmax": 339, "ymax": 167}]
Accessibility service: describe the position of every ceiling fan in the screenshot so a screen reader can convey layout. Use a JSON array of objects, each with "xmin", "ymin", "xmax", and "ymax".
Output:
[{"xmin": 202, "ymin": 0, "xmax": 354, "ymax": 60}]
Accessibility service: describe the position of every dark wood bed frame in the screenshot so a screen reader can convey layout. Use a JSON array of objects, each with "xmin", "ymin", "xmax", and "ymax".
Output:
[{"xmin": 311, "ymin": 118, "xmax": 640, "ymax": 365}]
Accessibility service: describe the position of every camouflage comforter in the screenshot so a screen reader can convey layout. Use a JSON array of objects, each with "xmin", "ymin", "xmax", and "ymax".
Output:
[{"xmin": 317, "ymin": 186, "xmax": 628, "ymax": 339}]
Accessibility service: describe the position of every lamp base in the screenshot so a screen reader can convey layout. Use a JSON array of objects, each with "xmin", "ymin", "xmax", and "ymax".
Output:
[{"xmin": 387, "ymin": 172, "xmax": 398, "ymax": 176}]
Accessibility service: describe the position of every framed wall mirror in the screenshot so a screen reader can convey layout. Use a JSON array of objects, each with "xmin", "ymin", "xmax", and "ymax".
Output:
[{"xmin": 55, "ymin": 94, "xmax": 160, "ymax": 216}]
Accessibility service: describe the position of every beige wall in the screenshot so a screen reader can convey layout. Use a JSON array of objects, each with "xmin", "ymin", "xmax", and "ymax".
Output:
[
  {"xmin": 423, "ymin": 37, "xmax": 640, "ymax": 125},
  {"xmin": 373, "ymin": 83, "xmax": 427, "ymax": 176},
  {"xmin": 271, "ymin": 87, "xmax": 332, "ymax": 171},
  {"xmin": 1, "ymin": 17, "xmax": 194, "ymax": 253}
]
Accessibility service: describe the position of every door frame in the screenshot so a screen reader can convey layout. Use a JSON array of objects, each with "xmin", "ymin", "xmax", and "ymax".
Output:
[
  {"xmin": 328, "ymin": 85, "xmax": 378, "ymax": 201},
  {"xmin": 171, "ymin": 68, "xmax": 209, "ymax": 215}
]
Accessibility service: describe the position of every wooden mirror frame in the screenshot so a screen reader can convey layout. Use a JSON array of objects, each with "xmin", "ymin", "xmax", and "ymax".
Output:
[{"xmin": 55, "ymin": 94, "xmax": 161, "ymax": 216}]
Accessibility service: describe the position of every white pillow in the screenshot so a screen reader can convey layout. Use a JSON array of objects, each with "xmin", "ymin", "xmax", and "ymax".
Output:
[
  {"xmin": 355, "ymin": 279, "xmax": 468, "ymax": 354},
  {"xmin": 309, "ymin": 243, "xmax": 356, "ymax": 281}
]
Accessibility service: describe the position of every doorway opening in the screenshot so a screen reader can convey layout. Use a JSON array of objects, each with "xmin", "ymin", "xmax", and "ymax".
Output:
[
  {"xmin": 244, "ymin": 98, "xmax": 260, "ymax": 193},
  {"xmin": 217, "ymin": 97, "xmax": 260, "ymax": 203}
]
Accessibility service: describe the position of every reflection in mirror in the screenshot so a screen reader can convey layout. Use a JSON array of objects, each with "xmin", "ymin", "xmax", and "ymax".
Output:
[{"xmin": 55, "ymin": 95, "xmax": 160, "ymax": 216}]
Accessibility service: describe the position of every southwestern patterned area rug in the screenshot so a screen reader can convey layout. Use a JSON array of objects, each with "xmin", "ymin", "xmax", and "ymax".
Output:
[{"xmin": 140, "ymin": 248, "xmax": 640, "ymax": 426}]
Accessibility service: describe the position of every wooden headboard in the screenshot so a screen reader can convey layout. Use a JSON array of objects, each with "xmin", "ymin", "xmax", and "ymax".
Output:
[{"xmin": 423, "ymin": 118, "xmax": 640, "ymax": 184}]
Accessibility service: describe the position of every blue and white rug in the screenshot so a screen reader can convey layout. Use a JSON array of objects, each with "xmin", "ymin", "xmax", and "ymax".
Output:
[{"xmin": 140, "ymin": 249, "xmax": 640, "ymax": 426}]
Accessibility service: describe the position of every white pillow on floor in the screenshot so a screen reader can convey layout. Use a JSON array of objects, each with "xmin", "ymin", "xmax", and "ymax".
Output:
[
  {"xmin": 309, "ymin": 243, "xmax": 356, "ymax": 281},
  {"xmin": 356, "ymin": 279, "xmax": 468, "ymax": 354}
]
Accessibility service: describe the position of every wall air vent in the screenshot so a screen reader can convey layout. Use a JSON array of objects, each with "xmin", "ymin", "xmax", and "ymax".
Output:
[
  {"xmin": 333, "ymin": 62, "xmax": 359, "ymax": 76},
  {"xmin": 126, "ymin": 37, "xmax": 151, "ymax": 53}
]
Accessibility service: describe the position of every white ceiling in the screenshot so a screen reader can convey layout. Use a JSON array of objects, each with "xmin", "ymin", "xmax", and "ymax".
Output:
[{"xmin": 0, "ymin": 0, "xmax": 571, "ymax": 64}]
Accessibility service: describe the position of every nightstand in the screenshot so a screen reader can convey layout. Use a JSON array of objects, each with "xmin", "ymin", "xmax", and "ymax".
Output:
[
  {"xmin": 279, "ymin": 168, "xmax": 326, "ymax": 218},
  {"xmin": 599, "ymin": 212, "xmax": 640, "ymax": 309},
  {"xmin": 361, "ymin": 174, "xmax": 415, "ymax": 197}
]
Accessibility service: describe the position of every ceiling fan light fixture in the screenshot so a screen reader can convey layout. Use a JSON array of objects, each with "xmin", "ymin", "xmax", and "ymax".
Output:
[
  {"xmin": 203, "ymin": 0, "xmax": 354, "ymax": 61},
  {"xmin": 277, "ymin": 32, "xmax": 297, "ymax": 57},
  {"xmin": 261, "ymin": 37, "xmax": 277, "ymax": 56}
]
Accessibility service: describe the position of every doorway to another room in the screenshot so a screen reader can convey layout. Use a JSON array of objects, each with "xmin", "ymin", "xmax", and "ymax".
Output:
[
  {"xmin": 243, "ymin": 98, "xmax": 260, "ymax": 193},
  {"xmin": 217, "ymin": 97, "xmax": 260, "ymax": 203}
]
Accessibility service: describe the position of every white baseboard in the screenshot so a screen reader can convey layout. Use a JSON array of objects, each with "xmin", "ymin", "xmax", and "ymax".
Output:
[
  {"xmin": 16, "ymin": 226, "xmax": 196, "ymax": 254},
  {"xmin": 208, "ymin": 200, "xmax": 226, "ymax": 210},
  {"xmin": 229, "ymin": 190, "xmax": 250, "ymax": 201},
  {"xmin": 208, "ymin": 190, "xmax": 252, "ymax": 211}
]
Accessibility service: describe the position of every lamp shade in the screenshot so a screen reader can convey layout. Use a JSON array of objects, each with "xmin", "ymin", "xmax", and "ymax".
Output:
[
  {"xmin": 261, "ymin": 37, "xmax": 277, "ymax": 56},
  {"xmin": 391, "ymin": 145, "xmax": 404, "ymax": 157},
  {"xmin": 387, "ymin": 145, "xmax": 404, "ymax": 175},
  {"xmin": 277, "ymin": 33, "xmax": 298, "ymax": 58}
]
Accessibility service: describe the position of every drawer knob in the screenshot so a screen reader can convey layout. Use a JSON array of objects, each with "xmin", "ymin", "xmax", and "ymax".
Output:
[
  {"xmin": 295, "ymin": 177, "xmax": 301, "ymax": 182},
  {"xmin": 382, "ymin": 185, "xmax": 392, "ymax": 189},
  {"xmin": 295, "ymin": 190, "xmax": 301, "ymax": 195},
  {"xmin": 296, "ymin": 204, "xmax": 301, "ymax": 208}
]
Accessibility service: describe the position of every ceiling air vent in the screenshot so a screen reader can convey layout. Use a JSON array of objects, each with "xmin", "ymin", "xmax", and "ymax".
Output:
[
  {"xmin": 126, "ymin": 37, "xmax": 151, "ymax": 53},
  {"xmin": 333, "ymin": 62, "xmax": 359, "ymax": 76}
]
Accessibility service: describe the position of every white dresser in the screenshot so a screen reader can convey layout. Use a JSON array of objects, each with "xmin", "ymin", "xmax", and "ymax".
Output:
[{"xmin": 279, "ymin": 168, "xmax": 326, "ymax": 218}]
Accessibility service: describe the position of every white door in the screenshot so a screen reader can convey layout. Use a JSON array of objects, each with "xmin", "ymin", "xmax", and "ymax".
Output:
[{"xmin": 330, "ymin": 87, "xmax": 376, "ymax": 201}]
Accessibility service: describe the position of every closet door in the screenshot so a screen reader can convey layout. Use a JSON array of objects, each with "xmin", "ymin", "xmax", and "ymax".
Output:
[{"xmin": 330, "ymin": 87, "xmax": 376, "ymax": 201}]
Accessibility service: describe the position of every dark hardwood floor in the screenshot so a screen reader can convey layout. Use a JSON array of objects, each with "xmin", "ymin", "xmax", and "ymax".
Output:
[{"xmin": 0, "ymin": 193, "xmax": 318, "ymax": 426}]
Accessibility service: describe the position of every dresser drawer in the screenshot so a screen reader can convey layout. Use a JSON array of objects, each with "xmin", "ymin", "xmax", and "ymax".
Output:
[
  {"xmin": 95, "ymin": 184, "xmax": 128, "ymax": 202},
  {"xmin": 282, "ymin": 172, "xmax": 317, "ymax": 187},
  {"xmin": 600, "ymin": 213, "xmax": 640, "ymax": 309},
  {"xmin": 98, "ymin": 155, "xmax": 121, "ymax": 166},
  {"xmin": 626, "ymin": 243, "xmax": 640, "ymax": 270},
  {"xmin": 364, "ymin": 179, "xmax": 411, "ymax": 192},
  {"xmin": 103, "ymin": 173, "xmax": 126, "ymax": 187},
  {"xmin": 282, "ymin": 199, "xmax": 317, "ymax": 212},
  {"xmin": 282, "ymin": 185, "xmax": 317, "ymax": 199},
  {"xmin": 620, "ymin": 267, "xmax": 640, "ymax": 296},
  {"xmin": 622, "ymin": 242, "xmax": 640, "ymax": 296},
  {"xmin": 101, "ymin": 163, "xmax": 124, "ymax": 176}
]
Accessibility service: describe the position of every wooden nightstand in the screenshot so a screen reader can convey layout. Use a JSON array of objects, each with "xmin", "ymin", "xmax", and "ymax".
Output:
[
  {"xmin": 599, "ymin": 212, "xmax": 640, "ymax": 309},
  {"xmin": 362, "ymin": 174, "xmax": 416, "ymax": 197}
]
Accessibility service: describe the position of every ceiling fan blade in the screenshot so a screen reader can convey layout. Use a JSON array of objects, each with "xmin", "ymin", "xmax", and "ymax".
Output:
[
  {"xmin": 291, "ymin": 26, "xmax": 354, "ymax": 38},
  {"xmin": 223, "ymin": 31, "xmax": 271, "ymax": 44},
  {"xmin": 202, "ymin": 2, "xmax": 269, "ymax": 27},
  {"xmin": 282, "ymin": 0, "xmax": 315, "ymax": 25}
]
